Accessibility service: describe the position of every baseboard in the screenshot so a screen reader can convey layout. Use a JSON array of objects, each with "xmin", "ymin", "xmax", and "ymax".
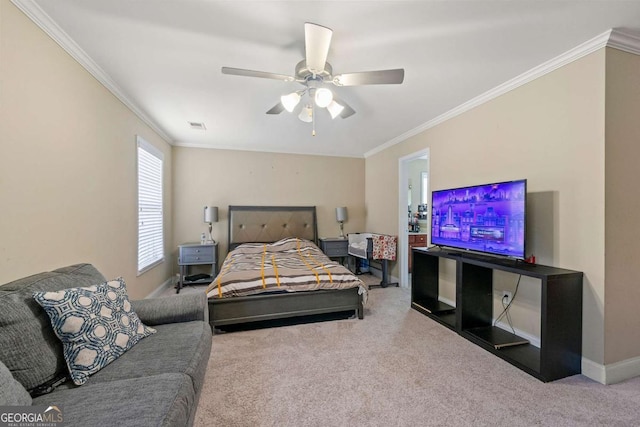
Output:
[
  {"xmin": 391, "ymin": 274, "xmax": 401, "ymax": 287},
  {"xmin": 582, "ymin": 355, "xmax": 640, "ymax": 384},
  {"xmin": 368, "ymin": 266, "xmax": 382, "ymax": 278},
  {"xmin": 145, "ymin": 276, "xmax": 174, "ymax": 299},
  {"xmin": 581, "ymin": 358, "xmax": 606, "ymax": 383}
]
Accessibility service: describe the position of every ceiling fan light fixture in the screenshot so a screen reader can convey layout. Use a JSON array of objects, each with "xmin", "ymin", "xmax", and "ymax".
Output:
[
  {"xmin": 327, "ymin": 100, "xmax": 345, "ymax": 119},
  {"xmin": 281, "ymin": 92, "xmax": 301, "ymax": 112},
  {"xmin": 298, "ymin": 105, "xmax": 313, "ymax": 123},
  {"xmin": 314, "ymin": 87, "xmax": 333, "ymax": 108},
  {"xmin": 222, "ymin": 22, "xmax": 407, "ymax": 129}
]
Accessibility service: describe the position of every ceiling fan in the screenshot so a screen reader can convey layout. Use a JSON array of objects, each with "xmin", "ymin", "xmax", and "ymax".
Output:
[{"xmin": 221, "ymin": 22, "xmax": 405, "ymax": 135}]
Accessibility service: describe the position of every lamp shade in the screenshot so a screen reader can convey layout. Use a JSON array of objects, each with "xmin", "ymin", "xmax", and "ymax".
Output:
[
  {"xmin": 314, "ymin": 88, "xmax": 333, "ymax": 108},
  {"xmin": 335, "ymin": 207, "xmax": 348, "ymax": 222},
  {"xmin": 204, "ymin": 206, "xmax": 218, "ymax": 223},
  {"xmin": 327, "ymin": 100, "xmax": 345, "ymax": 119},
  {"xmin": 281, "ymin": 92, "xmax": 301, "ymax": 112},
  {"xmin": 298, "ymin": 105, "xmax": 313, "ymax": 123}
]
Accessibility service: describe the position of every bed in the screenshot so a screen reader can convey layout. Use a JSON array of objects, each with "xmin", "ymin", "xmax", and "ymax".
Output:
[{"xmin": 205, "ymin": 206, "xmax": 367, "ymax": 330}]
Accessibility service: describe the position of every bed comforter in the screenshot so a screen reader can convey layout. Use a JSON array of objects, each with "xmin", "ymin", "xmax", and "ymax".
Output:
[{"xmin": 206, "ymin": 237, "xmax": 367, "ymax": 299}]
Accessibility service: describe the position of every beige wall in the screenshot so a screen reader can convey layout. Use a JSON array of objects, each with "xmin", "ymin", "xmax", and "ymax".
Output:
[
  {"xmin": 172, "ymin": 147, "xmax": 365, "ymax": 263},
  {"xmin": 0, "ymin": 2, "xmax": 173, "ymax": 299},
  {"xmin": 604, "ymin": 48, "xmax": 640, "ymax": 365},
  {"xmin": 365, "ymin": 51, "xmax": 606, "ymax": 364}
]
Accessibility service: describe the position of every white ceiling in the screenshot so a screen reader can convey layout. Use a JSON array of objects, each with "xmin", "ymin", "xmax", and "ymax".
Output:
[{"xmin": 17, "ymin": 1, "xmax": 640, "ymax": 158}]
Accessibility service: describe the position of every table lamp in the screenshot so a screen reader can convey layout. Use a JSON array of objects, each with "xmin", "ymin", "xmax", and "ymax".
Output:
[
  {"xmin": 336, "ymin": 207, "xmax": 347, "ymax": 239},
  {"xmin": 204, "ymin": 206, "xmax": 218, "ymax": 243}
]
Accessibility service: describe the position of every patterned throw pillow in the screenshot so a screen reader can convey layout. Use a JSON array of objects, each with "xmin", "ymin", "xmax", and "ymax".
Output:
[{"xmin": 33, "ymin": 278, "xmax": 156, "ymax": 385}]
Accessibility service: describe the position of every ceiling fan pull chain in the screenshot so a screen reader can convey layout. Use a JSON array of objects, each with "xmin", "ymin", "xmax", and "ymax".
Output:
[{"xmin": 312, "ymin": 104, "xmax": 316, "ymax": 137}]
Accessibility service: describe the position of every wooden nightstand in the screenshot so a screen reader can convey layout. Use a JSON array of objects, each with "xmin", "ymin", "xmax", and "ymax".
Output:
[
  {"xmin": 408, "ymin": 233, "xmax": 427, "ymax": 272},
  {"xmin": 319, "ymin": 237, "xmax": 349, "ymax": 265},
  {"xmin": 177, "ymin": 242, "xmax": 218, "ymax": 293}
]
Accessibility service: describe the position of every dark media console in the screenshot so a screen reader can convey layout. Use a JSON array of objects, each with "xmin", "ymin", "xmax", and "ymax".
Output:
[{"xmin": 411, "ymin": 247, "xmax": 583, "ymax": 382}]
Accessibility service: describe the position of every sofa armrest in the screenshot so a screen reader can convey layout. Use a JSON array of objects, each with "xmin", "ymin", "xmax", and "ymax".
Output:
[{"xmin": 131, "ymin": 293, "xmax": 209, "ymax": 326}]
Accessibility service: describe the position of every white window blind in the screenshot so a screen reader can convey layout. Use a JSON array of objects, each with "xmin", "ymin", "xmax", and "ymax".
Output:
[{"xmin": 137, "ymin": 136, "xmax": 164, "ymax": 274}]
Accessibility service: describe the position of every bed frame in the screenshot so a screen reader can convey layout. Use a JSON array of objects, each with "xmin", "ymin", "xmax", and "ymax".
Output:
[{"xmin": 208, "ymin": 206, "xmax": 364, "ymax": 329}]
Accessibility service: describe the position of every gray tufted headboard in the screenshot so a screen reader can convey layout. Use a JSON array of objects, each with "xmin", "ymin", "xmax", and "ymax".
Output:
[{"xmin": 228, "ymin": 206, "xmax": 318, "ymax": 251}]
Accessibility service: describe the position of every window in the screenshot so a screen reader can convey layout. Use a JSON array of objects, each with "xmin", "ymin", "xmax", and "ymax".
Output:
[{"xmin": 137, "ymin": 136, "xmax": 164, "ymax": 274}]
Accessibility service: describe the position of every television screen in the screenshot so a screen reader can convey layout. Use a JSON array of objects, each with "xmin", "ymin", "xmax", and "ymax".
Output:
[{"xmin": 431, "ymin": 179, "xmax": 526, "ymax": 259}]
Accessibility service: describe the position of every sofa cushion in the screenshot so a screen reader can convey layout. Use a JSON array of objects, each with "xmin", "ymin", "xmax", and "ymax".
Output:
[
  {"xmin": 78, "ymin": 320, "xmax": 212, "ymax": 396},
  {"xmin": 132, "ymin": 293, "xmax": 209, "ymax": 325},
  {"xmin": 0, "ymin": 360, "xmax": 32, "ymax": 405},
  {"xmin": 32, "ymin": 373, "xmax": 195, "ymax": 427},
  {"xmin": 0, "ymin": 264, "xmax": 105, "ymax": 392},
  {"xmin": 33, "ymin": 278, "xmax": 156, "ymax": 386}
]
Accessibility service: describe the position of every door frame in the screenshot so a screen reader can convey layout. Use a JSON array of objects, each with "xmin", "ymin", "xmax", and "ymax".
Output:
[{"xmin": 398, "ymin": 148, "xmax": 430, "ymax": 288}]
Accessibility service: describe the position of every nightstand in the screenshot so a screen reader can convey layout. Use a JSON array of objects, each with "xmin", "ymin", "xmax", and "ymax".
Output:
[
  {"xmin": 319, "ymin": 237, "xmax": 349, "ymax": 265},
  {"xmin": 177, "ymin": 242, "xmax": 218, "ymax": 293}
]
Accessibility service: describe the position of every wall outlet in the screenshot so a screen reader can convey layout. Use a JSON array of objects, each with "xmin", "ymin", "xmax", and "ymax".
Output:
[{"xmin": 502, "ymin": 291, "xmax": 513, "ymax": 305}]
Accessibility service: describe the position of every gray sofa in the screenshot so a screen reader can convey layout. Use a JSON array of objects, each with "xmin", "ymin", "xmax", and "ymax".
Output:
[{"xmin": 0, "ymin": 264, "xmax": 212, "ymax": 427}]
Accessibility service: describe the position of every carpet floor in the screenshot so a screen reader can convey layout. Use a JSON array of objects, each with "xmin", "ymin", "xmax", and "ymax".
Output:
[{"xmin": 193, "ymin": 275, "xmax": 640, "ymax": 426}]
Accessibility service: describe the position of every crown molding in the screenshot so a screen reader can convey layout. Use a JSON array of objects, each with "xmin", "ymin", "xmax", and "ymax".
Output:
[
  {"xmin": 11, "ymin": 0, "xmax": 174, "ymax": 144},
  {"xmin": 172, "ymin": 141, "xmax": 364, "ymax": 159},
  {"xmin": 365, "ymin": 28, "xmax": 640, "ymax": 159},
  {"xmin": 607, "ymin": 28, "xmax": 640, "ymax": 55}
]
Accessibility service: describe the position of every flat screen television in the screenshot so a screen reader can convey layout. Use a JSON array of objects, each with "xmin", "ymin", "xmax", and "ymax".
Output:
[{"xmin": 431, "ymin": 179, "xmax": 526, "ymax": 259}]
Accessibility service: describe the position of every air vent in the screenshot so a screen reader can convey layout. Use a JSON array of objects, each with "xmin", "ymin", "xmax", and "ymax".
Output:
[{"xmin": 188, "ymin": 121, "xmax": 206, "ymax": 130}]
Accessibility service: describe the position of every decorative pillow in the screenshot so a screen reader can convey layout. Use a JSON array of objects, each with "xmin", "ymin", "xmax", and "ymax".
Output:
[{"xmin": 33, "ymin": 278, "xmax": 156, "ymax": 385}]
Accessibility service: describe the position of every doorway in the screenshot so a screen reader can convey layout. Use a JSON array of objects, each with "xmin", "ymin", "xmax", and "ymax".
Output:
[{"xmin": 398, "ymin": 148, "xmax": 430, "ymax": 288}]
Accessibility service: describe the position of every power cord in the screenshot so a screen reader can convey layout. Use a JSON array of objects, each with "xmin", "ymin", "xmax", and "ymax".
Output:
[{"xmin": 493, "ymin": 274, "xmax": 522, "ymax": 334}]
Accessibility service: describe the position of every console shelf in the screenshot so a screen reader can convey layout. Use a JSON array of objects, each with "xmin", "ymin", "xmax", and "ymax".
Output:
[
  {"xmin": 412, "ymin": 298, "xmax": 456, "ymax": 329},
  {"xmin": 411, "ymin": 248, "xmax": 583, "ymax": 382},
  {"xmin": 464, "ymin": 326, "xmax": 530, "ymax": 349},
  {"xmin": 411, "ymin": 250, "xmax": 460, "ymax": 331},
  {"xmin": 411, "ymin": 298, "xmax": 455, "ymax": 315},
  {"xmin": 462, "ymin": 327, "xmax": 541, "ymax": 376}
]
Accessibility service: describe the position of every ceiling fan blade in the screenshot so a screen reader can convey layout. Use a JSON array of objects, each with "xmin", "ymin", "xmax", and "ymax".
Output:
[
  {"xmin": 333, "ymin": 96, "xmax": 355, "ymax": 119},
  {"xmin": 305, "ymin": 23, "xmax": 333, "ymax": 75},
  {"xmin": 222, "ymin": 67, "xmax": 295, "ymax": 82},
  {"xmin": 266, "ymin": 103, "xmax": 285, "ymax": 115},
  {"xmin": 332, "ymin": 69, "xmax": 405, "ymax": 86},
  {"xmin": 340, "ymin": 104, "xmax": 355, "ymax": 119}
]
